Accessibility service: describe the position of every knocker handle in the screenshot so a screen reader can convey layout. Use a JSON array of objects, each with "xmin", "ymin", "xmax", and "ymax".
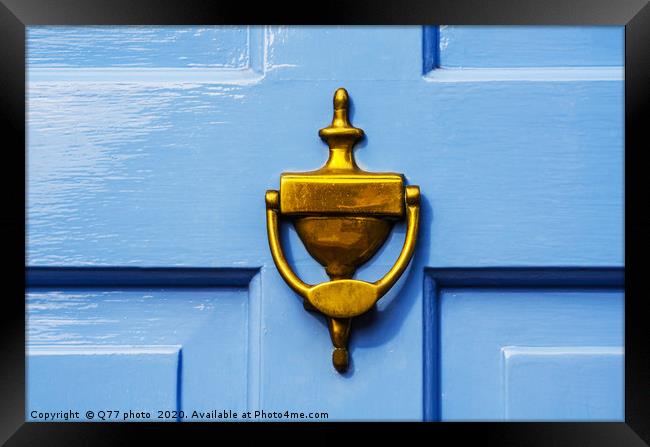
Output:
[
  {"xmin": 374, "ymin": 185, "xmax": 421, "ymax": 296},
  {"xmin": 265, "ymin": 190, "xmax": 312, "ymax": 297},
  {"xmin": 265, "ymin": 186, "xmax": 420, "ymax": 319}
]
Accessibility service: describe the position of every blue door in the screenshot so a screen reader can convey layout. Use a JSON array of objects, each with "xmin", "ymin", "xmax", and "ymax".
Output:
[{"xmin": 26, "ymin": 25, "xmax": 624, "ymax": 421}]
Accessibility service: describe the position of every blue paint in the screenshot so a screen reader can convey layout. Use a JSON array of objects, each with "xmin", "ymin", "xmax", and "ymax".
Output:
[
  {"xmin": 27, "ymin": 288, "xmax": 250, "ymax": 420},
  {"xmin": 26, "ymin": 267, "xmax": 258, "ymax": 287},
  {"xmin": 423, "ymin": 267, "xmax": 625, "ymax": 420},
  {"xmin": 27, "ymin": 26, "xmax": 252, "ymax": 68},
  {"xmin": 422, "ymin": 26, "xmax": 440, "ymax": 73},
  {"xmin": 176, "ymin": 348, "xmax": 183, "ymax": 421},
  {"xmin": 439, "ymin": 287, "xmax": 623, "ymax": 420},
  {"xmin": 28, "ymin": 345, "xmax": 181, "ymax": 421},
  {"xmin": 426, "ymin": 267, "xmax": 624, "ymax": 287},
  {"xmin": 263, "ymin": 26, "xmax": 423, "ymax": 81},
  {"xmin": 422, "ymin": 271, "xmax": 439, "ymax": 421},
  {"xmin": 26, "ymin": 26, "xmax": 624, "ymax": 421},
  {"xmin": 503, "ymin": 346, "xmax": 623, "ymax": 420},
  {"xmin": 26, "ymin": 80, "xmax": 623, "ymax": 267},
  {"xmin": 437, "ymin": 26, "xmax": 624, "ymax": 68}
]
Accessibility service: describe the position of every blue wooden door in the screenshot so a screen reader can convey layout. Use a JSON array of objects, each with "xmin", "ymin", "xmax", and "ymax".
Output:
[{"xmin": 26, "ymin": 26, "xmax": 624, "ymax": 421}]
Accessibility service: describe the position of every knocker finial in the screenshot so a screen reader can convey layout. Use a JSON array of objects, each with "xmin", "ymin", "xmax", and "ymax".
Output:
[{"xmin": 318, "ymin": 88, "xmax": 364, "ymax": 171}]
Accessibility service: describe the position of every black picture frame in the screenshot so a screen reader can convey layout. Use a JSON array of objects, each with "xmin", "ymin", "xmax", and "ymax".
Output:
[{"xmin": 2, "ymin": 0, "xmax": 648, "ymax": 444}]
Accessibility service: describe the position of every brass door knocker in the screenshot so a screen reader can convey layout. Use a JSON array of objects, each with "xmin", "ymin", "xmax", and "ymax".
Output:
[{"xmin": 265, "ymin": 88, "xmax": 420, "ymax": 372}]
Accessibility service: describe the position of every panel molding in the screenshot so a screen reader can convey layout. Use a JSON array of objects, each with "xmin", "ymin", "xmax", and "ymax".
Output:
[
  {"xmin": 27, "ymin": 344, "xmax": 182, "ymax": 420},
  {"xmin": 26, "ymin": 266, "xmax": 259, "ymax": 288},
  {"xmin": 27, "ymin": 344, "xmax": 182, "ymax": 356},
  {"xmin": 422, "ymin": 267, "xmax": 624, "ymax": 421},
  {"xmin": 422, "ymin": 25, "xmax": 439, "ymax": 74},
  {"xmin": 424, "ymin": 66, "xmax": 623, "ymax": 82},
  {"xmin": 501, "ymin": 346, "xmax": 624, "ymax": 420},
  {"xmin": 246, "ymin": 270, "xmax": 262, "ymax": 412},
  {"xmin": 425, "ymin": 267, "xmax": 624, "ymax": 288}
]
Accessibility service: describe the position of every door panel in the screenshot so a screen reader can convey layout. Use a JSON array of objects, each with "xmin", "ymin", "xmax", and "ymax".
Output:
[
  {"xmin": 439, "ymin": 287, "xmax": 623, "ymax": 420},
  {"xmin": 26, "ymin": 270, "xmax": 257, "ymax": 420},
  {"xmin": 27, "ymin": 345, "xmax": 180, "ymax": 421},
  {"xmin": 26, "ymin": 26, "xmax": 624, "ymax": 421},
  {"xmin": 436, "ymin": 26, "xmax": 624, "ymax": 67},
  {"xmin": 27, "ymin": 26, "xmax": 253, "ymax": 69}
]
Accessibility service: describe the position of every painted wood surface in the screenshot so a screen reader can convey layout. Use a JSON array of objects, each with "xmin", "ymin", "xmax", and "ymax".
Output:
[
  {"xmin": 26, "ymin": 80, "xmax": 623, "ymax": 267},
  {"xmin": 28, "ymin": 26, "xmax": 252, "ymax": 68},
  {"xmin": 502, "ymin": 346, "xmax": 623, "ymax": 420},
  {"xmin": 436, "ymin": 26, "xmax": 624, "ymax": 68},
  {"xmin": 27, "ymin": 286, "xmax": 252, "ymax": 420},
  {"xmin": 438, "ymin": 287, "xmax": 623, "ymax": 420},
  {"xmin": 26, "ymin": 26, "xmax": 624, "ymax": 421},
  {"xmin": 27, "ymin": 345, "xmax": 181, "ymax": 421}
]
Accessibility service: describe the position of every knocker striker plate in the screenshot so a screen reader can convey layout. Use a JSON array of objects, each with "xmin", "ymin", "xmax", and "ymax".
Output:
[{"xmin": 265, "ymin": 87, "xmax": 420, "ymax": 373}]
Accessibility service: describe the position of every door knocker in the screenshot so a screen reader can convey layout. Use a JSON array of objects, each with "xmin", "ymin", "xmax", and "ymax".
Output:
[{"xmin": 265, "ymin": 88, "xmax": 420, "ymax": 372}]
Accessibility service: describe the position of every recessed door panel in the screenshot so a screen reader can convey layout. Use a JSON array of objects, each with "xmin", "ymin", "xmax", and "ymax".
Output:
[
  {"xmin": 27, "ymin": 283, "xmax": 253, "ymax": 420},
  {"xmin": 438, "ymin": 285, "xmax": 623, "ymax": 420}
]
